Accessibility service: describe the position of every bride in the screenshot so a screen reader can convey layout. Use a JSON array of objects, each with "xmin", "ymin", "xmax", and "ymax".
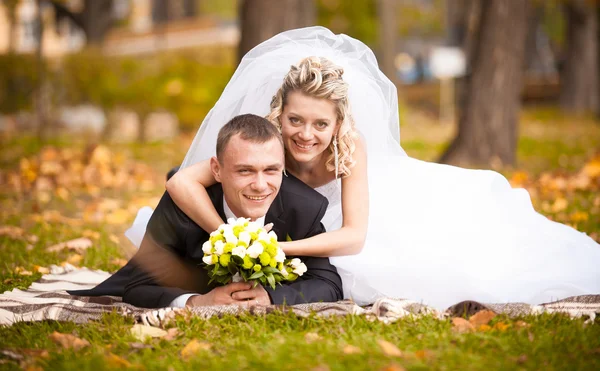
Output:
[{"xmin": 127, "ymin": 27, "xmax": 600, "ymax": 310}]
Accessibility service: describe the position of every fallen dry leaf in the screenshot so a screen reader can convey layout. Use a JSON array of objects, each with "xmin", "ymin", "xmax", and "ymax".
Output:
[
  {"xmin": 377, "ymin": 339, "xmax": 403, "ymax": 357},
  {"xmin": 46, "ymin": 237, "xmax": 93, "ymax": 253},
  {"xmin": 0, "ymin": 225, "xmax": 24, "ymax": 239},
  {"xmin": 414, "ymin": 349, "xmax": 433, "ymax": 360},
  {"xmin": 82, "ymin": 229, "xmax": 101, "ymax": 240},
  {"xmin": 468, "ymin": 310, "xmax": 497, "ymax": 327},
  {"xmin": 181, "ymin": 339, "xmax": 212, "ymax": 359},
  {"xmin": 105, "ymin": 209, "xmax": 131, "ymax": 225},
  {"xmin": 33, "ymin": 265, "xmax": 50, "ymax": 274},
  {"xmin": 105, "ymin": 353, "xmax": 131, "ymax": 368},
  {"xmin": 130, "ymin": 324, "xmax": 168, "ymax": 342},
  {"xmin": 381, "ymin": 363, "xmax": 406, "ymax": 371},
  {"xmin": 493, "ymin": 322, "xmax": 510, "ymax": 331},
  {"xmin": 66, "ymin": 254, "xmax": 83, "ymax": 266},
  {"xmin": 49, "ymin": 332, "xmax": 90, "ymax": 351},
  {"xmin": 514, "ymin": 320, "xmax": 530, "ymax": 329},
  {"xmin": 164, "ymin": 328, "xmax": 180, "ymax": 341},
  {"xmin": 14, "ymin": 266, "xmax": 33, "ymax": 276},
  {"xmin": 342, "ymin": 344, "xmax": 362, "ymax": 355},
  {"xmin": 451, "ymin": 317, "xmax": 474, "ymax": 333},
  {"xmin": 305, "ymin": 332, "xmax": 322, "ymax": 343},
  {"xmin": 477, "ymin": 324, "xmax": 492, "ymax": 332},
  {"xmin": 551, "ymin": 198, "xmax": 568, "ymax": 213}
]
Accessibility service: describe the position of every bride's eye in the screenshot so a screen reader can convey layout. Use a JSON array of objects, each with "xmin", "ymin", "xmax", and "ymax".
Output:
[
  {"xmin": 289, "ymin": 117, "xmax": 300, "ymax": 124},
  {"xmin": 315, "ymin": 121, "xmax": 329, "ymax": 129}
]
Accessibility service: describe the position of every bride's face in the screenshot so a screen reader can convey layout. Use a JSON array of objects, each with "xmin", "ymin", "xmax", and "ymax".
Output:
[{"xmin": 280, "ymin": 90, "xmax": 338, "ymax": 165}]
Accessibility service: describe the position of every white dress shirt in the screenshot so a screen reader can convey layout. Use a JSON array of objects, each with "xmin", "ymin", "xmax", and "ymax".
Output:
[{"xmin": 169, "ymin": 198, "xmax": 265, "ymax": 307}]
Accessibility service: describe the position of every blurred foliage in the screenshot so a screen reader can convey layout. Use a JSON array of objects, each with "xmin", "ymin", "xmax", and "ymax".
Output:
[
  {"xmin": 317, "ymin": 0, "xmax": 378, "ymax": 45},
  {"xmin": 0, "ymin": 50, "xmax": 233, "ymax": 131},
  {"xmin": 0, "ymin": 54, "xmax": 43, "ymax": 113},
  {"xmin": 198, "ymin": 0, "xmax": 237, "ymax": 21}
]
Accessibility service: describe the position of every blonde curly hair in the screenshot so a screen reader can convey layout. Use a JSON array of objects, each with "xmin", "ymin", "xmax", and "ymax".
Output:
[{"xmin": 266, "ymin": 56, "xmax": 358, "ymax": 178}]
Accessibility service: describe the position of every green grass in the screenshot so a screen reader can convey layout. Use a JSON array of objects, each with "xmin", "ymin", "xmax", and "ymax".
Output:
[
  {"xmin": 1, "ymin": 106, "xmax": 600, "ymax": 369},
  {"xmin": 1, "ymin": 312, "xmax": 599, "ymax": 370}
]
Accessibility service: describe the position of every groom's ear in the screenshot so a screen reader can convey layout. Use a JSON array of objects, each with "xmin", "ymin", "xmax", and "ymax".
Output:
[{"xmin": 210, "ymin": 157, "xmax": 222, "ymax": 183}]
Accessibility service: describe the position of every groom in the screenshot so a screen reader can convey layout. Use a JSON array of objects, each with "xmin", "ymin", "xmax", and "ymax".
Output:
[{"xmin": 70, "ymin": 114, "xmax": 343, "ymax": 308}]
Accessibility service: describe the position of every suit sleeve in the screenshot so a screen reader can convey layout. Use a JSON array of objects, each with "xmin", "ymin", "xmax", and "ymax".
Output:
[
  {"xmin": 123, "ymin": 192, "xmax": 202, "ymax": 308},
  {"xmin": 266, "ymin": 197, "xmax": 344, "ymax": 305}
]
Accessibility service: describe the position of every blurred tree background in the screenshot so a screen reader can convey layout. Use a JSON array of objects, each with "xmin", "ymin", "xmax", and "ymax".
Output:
[{"xmin": 0, "ymin": 0, "xmax": 598, "ymax": 167}]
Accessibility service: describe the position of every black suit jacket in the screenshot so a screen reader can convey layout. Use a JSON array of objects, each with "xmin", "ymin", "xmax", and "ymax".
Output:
[{"xmin": 69, "ymin": 174, "xmax": 343, "ymax": 308}]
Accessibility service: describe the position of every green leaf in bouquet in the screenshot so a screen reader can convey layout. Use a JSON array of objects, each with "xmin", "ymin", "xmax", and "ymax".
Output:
[
  {"xmin": 231, "ymin": 255, "xmax": 244, "ymax": 265},
  {"xmin": 248, "ymin": 271, "xmax": 264, "ymax": 280},
  {"xmin": 259, "ymin": 276, "xmax": 267, "ymax": 285},
  {"xmin": 266, "ymin": 273, "xmax": 276, "ymax": 290},
  {"xmin": 261, "ymin": 266, "xmax": 279, "ymax": 274},
  {"xmin": 228, "ymin": 262, "xmax": 239, "ymax": 275},
  {"xmin": 240, "ymin": 269, "xmax": 249, "ymax": 281},
  {"xmin": 215, "ymin": 266, "xmax": 230, "ymax": 276}
]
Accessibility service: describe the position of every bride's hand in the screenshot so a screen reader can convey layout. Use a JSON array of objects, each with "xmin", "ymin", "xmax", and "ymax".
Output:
[{"xmin": 264, "ymin": 223, "xmax": 274, "ymax": 232}]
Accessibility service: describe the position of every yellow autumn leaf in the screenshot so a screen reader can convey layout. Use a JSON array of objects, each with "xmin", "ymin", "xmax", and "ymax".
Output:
[
  {"xmin": 105, "ymin": 209, "xmax": 131, "ymax": 225},
  {"xmin": 304, "ymin": 332, "xmax": 322, "ymax": 343},
  {"xmin": 14, "ymin": 266, "xmax": 33, "ymax": 276},
  {"xmin": 55, "ymin": 187, "xmax": 69, "ymax": 201},
  {"xmin": 342, "ymin": 344, "xmax": 362, "ymax": 355},
  {"xmin": 181, "ymin": 339, "xmax": 212, "ymax": 360},
  {"xmin": 105, "ymin": 353, "xmax": 131, "ymax": 368},
  {"xmin": 551, "ymin": 198, "xmax": 568, "ymax": 213},
  {"xmin": 377, "ymin": 339, "xmax": 403, "ymax": 357},
  {"xmin": 49, "ymin": 331, "xmax": 90, "ymax": 351},
  {"xmin": 130, "ymin": 324, "xmax": 168, "ymax": 342},
  {"xmin": 582, "ymin": 156, "xmax": 600, "ymax": 178},
  {"xmin": 493, "ymin": 322, "xmax": 510, "ymax": 331},
  {"xmin": 33, "ymin": 265, "xmax": 50, "ymax": 274},
  {"xmin": 66, "ymin": 254, "xmax": 83, "ymax": 265},
  {"xmin": 569, "ymin": 211, "xmax": 589, "ymax": 222}
]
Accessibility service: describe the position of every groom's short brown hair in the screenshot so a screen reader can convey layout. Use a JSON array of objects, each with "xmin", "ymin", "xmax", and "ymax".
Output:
[{"xmin": 216, "ymin": 114, "xmax": 283, "ymax": 162}]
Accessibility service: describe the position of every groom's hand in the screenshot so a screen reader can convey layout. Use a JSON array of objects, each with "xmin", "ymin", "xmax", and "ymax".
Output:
[
  {"xmin": 231, "ymin": 284, "xmax": 271, "ymax": 306},
  {"xmin": 186, "ymin": 282, "xmax": 252, "ymax": 307}
]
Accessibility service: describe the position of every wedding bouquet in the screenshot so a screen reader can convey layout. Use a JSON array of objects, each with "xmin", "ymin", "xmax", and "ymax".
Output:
[{"xmin": 201, "ymin": 217, "xmax": 308, "ymax": 289}]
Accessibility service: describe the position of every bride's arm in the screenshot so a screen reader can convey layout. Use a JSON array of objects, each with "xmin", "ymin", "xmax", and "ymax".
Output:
[
  {"xmin": 165, "ymin": 160, "xmax": 225, "ymax": 232},
  {"xmin": 282, "ymin": 138, "xmax": 369, "ymax": 257}
]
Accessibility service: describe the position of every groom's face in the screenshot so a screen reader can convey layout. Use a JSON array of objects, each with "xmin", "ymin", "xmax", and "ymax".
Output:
[{"xmin": 210, "ymin": 134, "xmax": 285, "ymax": 220}]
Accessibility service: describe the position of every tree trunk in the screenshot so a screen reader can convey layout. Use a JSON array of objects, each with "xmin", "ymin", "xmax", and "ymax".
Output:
[
  {"xmin": 377, "ymin": 0, "xmax": 396, "ymax": 83},
  {"xmin": 559, "ymin": 0, "xmax": 598, "ymax": 115},
  {"xmin": 439, "ymin": 0, "xmax": 529, "ymax": 168},
  {"xmin": 238, "ymin": 0, "xmax": 316, "ymax": 63},
  {"xmin": 6, "ymin": 0, "xmax": 19, "ymax": 53},
  {"xmin": 81, "ymin": 0, "xmax": 113, "ymax": 45},
  {"xmin": 35, "ymin": 0, "xmax": 47, "ymax": 141}
]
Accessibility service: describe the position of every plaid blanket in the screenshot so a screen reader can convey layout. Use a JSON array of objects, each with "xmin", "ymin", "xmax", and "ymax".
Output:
[{"xmin": 1, "ymin": 268, "xmax": 598, "ymax": 327}]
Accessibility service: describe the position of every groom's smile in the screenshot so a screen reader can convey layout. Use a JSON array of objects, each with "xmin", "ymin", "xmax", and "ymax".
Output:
[{"xmin": 211, "ymin": 134, "xmax": 284, "ymax": 220}]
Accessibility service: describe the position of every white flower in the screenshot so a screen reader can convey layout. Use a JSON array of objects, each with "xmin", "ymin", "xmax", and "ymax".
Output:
[
  {"xmin": 224, "ymin": 230, "xmax": 238, "ymax": 245},
  {"xmin": 210, "ymin": 230, "xmax": 220, "ymax": 237},
  {"xmin": 290, "ymin": 258, "xmax": 302, "ymax": 268},
  {"xmin": 219, "ymin": 223, "xmax": 233, "ymax": 234},
  {"xmin": 247, "ymin": 242, "xmax": 264, "ymax": 259},
  {"xmin": 292, "ymin": 262, "xmax": 307, "ymax": 276},
  {"xmin": 267, "ymin": 231, "xmax": 278, "ymax": 241},
  {"xmin": 202, "ymin": 255, "xmax": 214, "ymax": 265},
  {"xmin": 274, "ymin": 248, "xmax": 286, "ymax": 263},
  {"xmin": 238, "ymin": 231, "xmax": 251, "ymax": 246},
  {"xmin": 235, "ymin": 217, "xmax": 249, "ymax": 226},
  {"xmin": 214, "ymin": 240, "xmax": 225, "ymax": 255},
  {"xmin": 246, "ymin": 222, "xmax": 261, "ymax": 234},
  {"xmin": 232, "ymin": 246, "xmax": 247, "ymax": 259},
  {"xmin": 257, "ymin": 231, "xmax": 269, "ymax": 243},
  {"xmin": 227, "ymin": 217, "xmax": 237, "ymax": 225},
  {"xmin": 280, "ymin": 267, "xmax": 288, "ymax": 277},
  {"xmin": 202, "ymin": 241, "xmax": 213, "ymax": 254}
]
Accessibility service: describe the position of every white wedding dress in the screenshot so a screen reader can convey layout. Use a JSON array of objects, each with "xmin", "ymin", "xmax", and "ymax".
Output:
[
  {"xmin": 317, "ymin": 155, "xmax": 600, "ymax": 310},
  {"xmin": 125, "ymin": 27, "xmax": 600, "ymax": 311}
]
